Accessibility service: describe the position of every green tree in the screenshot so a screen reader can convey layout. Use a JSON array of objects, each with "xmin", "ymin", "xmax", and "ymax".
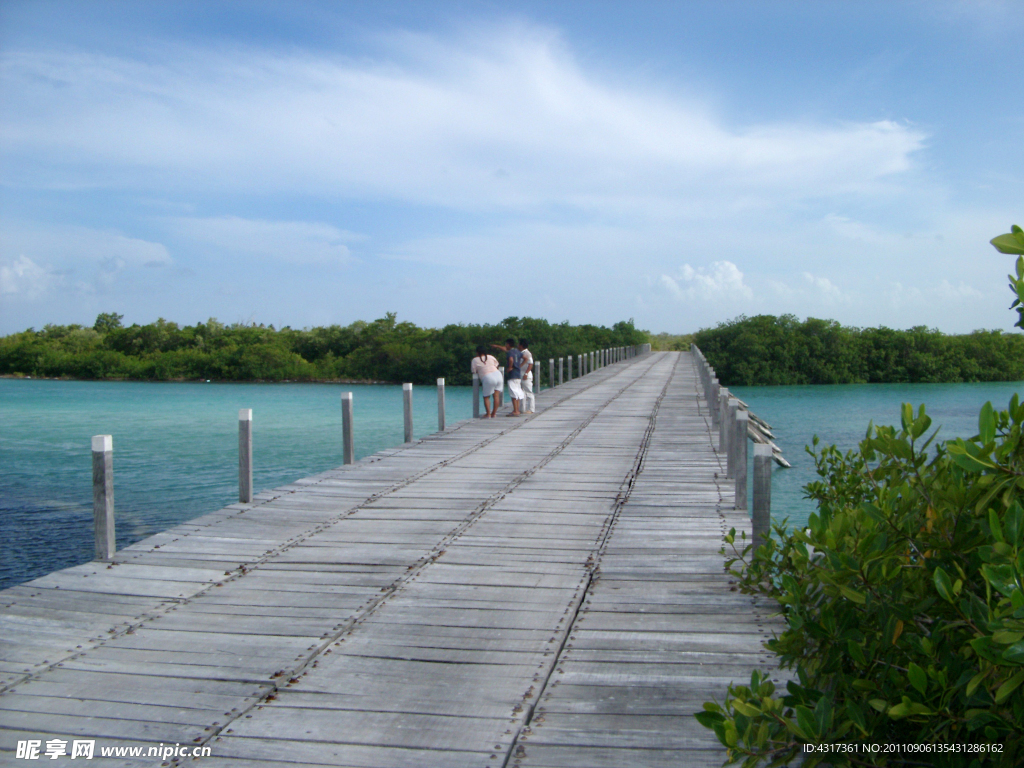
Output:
[
  {"xmin": 93, "ymin": 312, "xmax": 124, "ymax": 334},
  {"xmin": 698, "ymin": 227, "xmax": 1024, "ymax": 766}
]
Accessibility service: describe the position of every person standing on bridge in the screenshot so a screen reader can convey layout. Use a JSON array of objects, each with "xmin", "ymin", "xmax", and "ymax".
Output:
[
  {"xmin": 493, "ymin": 338, "xmax": 523, "ymax": 416},
  {"xmin": 471, "ymin": 345, "xmax": 503, "ymax": 418},
  {"xmin": 519, "ymin": 339, "xmax": 535, "ymax": 414}
]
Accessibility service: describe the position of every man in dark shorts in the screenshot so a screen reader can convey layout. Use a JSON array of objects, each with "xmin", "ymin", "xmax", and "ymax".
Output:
[{"xmin": 498, "ymin": 338, "xmax": 523, "ymax": 416}]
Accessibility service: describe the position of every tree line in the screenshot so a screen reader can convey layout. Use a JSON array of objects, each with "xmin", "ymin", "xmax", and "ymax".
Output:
[
  {"xmin": 6, "ymin": 311, "xmax": 1022, "ymax": 387},
  {"xmin": 0, "ymin": 313, "xmax": 648, "ymax": 385},
  {"xmin": 693, "ymin": 314, "xmax": 1024, "ymax": 385}
]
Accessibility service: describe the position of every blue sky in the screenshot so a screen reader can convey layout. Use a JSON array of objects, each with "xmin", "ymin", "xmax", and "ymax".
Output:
[{"xmin": 1, "ymin": 0, "xmax": 1021, "ymax": 334}]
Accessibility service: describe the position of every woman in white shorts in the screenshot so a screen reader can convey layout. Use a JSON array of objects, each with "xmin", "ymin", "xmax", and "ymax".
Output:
[{"xmin": 471, "ymin": 345, "xmax": 503, "ymax": 418}]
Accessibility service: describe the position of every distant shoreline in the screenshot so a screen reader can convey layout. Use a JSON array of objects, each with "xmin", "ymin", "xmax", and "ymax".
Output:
[{"xmin": 0, "ymin": 373, "xmax": 400, "ymax": 385}]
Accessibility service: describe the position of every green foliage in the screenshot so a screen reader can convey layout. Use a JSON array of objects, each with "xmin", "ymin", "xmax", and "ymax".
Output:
[
  {"xmin": 702, "ymin": 399, "xmax": 1024, "ymax": 765},
  {"xmin": 0, "ymin": 313, "xmax": 648, "ymax": 384},
  {"xmin": 92, "ymin": 312, "xmax": 124, "ymax": 334},
  {"xmin": 693, "ymin": 314, "xmax": 1024, "ymax": 385},
  {"xmin": 650, "ymin": 332, "xmax": 693, "ymax": 351},
  {"xmin": 993, "ymin": 227, "xmax": 1024, "ymax": 331},
  {"xmin": 699, "ymin": 228, "xmax": 1024, "ymax": 764}
]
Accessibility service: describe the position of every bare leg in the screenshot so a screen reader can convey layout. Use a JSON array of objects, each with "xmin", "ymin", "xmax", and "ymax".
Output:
[
  {"xmin": 484, "ymin": 394, "xmax": 493, "ymax": 417},
  {"xmin": 512, "ymin": 398, "xmax": 521, "ymax": 415}
]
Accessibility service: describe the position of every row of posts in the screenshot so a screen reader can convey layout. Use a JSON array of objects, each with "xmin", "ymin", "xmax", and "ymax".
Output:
[
  {"xmin": 690, "ymin": 345, "xmax": 771, "ymax": 549},
  {"xmin": 471, "ymin": 344, "xmax": 649, "ymax": 417},
  {"xmin": 90, "ymin": 345, "xmax": 654, "ymax": 561},
  {"xmin": 90, "ymin": 376, "xmax": 449, "ymax": 561}
]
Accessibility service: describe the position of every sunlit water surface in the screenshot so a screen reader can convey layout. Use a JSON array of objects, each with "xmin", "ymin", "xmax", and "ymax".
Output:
[
  {"xmin": 0, "ymin": 379, "xmax": 474, "ymax": 590},
  {"xmin": 731, "ymin": 381, "xmax": 1024, "ymax": 532},
  {"xmin": 3, "ymin": 378, "xmax": 1021, "ymax": 590}
]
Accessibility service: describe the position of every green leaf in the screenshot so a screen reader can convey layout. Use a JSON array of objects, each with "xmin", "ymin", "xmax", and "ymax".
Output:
[
  {"xmin": 966, "ymin": 671, "xmax": 988, "ymax": 698},
  {"xmin": 1002, "ymin": 641, "xmax": 1024, "ymax": 664},
  {"xmin": 888, "ymin": 701, "xmax": 911, "ymax": 718},
  {"xmin": 1008, "ymin": 505, "xmax": 1024, "ymax": 547},
  {"xmin": 911, "ymin": 405, "xmax": 932, "ymax": 439},
  {"xmin": 982, "ymin": 564, "xmax": 1018, "ymax": 597},
  {"xmin": 934, "ymin": 567, "xmax": 956, "ymax": 603},
  {"xmin": 795, "ymin": 705, "xmax": 819, "ymax": 740},
  {"xmin": 868, "ymin": 698, "xmax": 888, "ymax": 713},
  {"xmin": 980, "ymin": 401, "xmax": 996, "ymax": 444},
  {"xmin": 839, "ymin": 586, "xmax": 867, "ymax": 605},
  {"xmin": 900, "ymin": 402, "xmax": 913, "ymax": 432},
  {"xmin": 994, "ymin": 670, "xmax": 1024, "ymax": 703},
  {"xmin": 990, "ymin": 508, "xmax": 1005, "ymax": 543},
  {"xmin": 845, "ymin": 700, "xmax": 866, "ymax": 733},
  {"xmin": 992, "ymin": 228, "xmax": 1024, "ymax": 255},
  {"xmin": 723, "ymin": 722, "xmax": 738, "ymax": 747},
  {"xmin": 992, "ymin": 630, "xmax": 1024, "ymax": 645},
  {"xmin": 694, "ymin": 710, "xmax": 725, "ymax": 729},
  {"xmin": 947, "ymin": 442, "xmax": 996, "ymax": 472},
  {"xmin": 732, "ymin": 699, "xmax": 762, "ymax": 718},
  {"xmin": 847, "ymin": 639, "xmax": 866, "ymax": 666},
  {"xmin": 908, "ymin": 663, "xmax": 927, "ymax": 696}
]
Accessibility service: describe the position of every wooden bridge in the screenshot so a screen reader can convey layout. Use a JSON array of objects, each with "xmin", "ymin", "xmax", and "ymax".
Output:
[{"xmin": 0, "ymin": 351, "xmax": 781, "ymax": 767}]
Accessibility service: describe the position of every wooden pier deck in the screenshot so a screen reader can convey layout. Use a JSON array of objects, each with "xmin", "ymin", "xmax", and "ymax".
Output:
[{"xmin": 0, "ymin": 351, "xmax": 782, "ymax": 767}]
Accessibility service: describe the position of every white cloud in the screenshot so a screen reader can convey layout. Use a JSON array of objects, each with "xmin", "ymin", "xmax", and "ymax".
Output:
[
  {"xmin": 171, "ymin": 217, "xmax": 356, "ymax": 265},
  {"xmin": 935, "ymin": 279, "xmax": 984, "ymax": 301},
  {"xmin": 0, "ymin": 26, "xmax": 926, "ymax": 214},
  {"xmin": 0, "ymin": 255, "xmax": 52, "ymax": 298},
  {"xmin": 802, "ymin": 272, "xmax": 844, "ymax": 302},
  {"xmin": 0, "ymin": 223, "xmax": 171, "ymax": 268},
  {"xmin": 662, "ymin": 261, "xmax": 752, "ymax": 301},
  {"xmin": 0, "ymin": 223, "xmax": 171, "ymax": 302}
]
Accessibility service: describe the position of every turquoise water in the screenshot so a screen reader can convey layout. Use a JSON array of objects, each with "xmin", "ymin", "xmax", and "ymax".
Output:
[
  {"xmin": 0, "ymin": 378, "xmax": 476, "ymax": 590},
  {"xmin": 731, "ymin": 381, "xmax": 1024, "ymax": 531},
  {"xmin": 3, "ymin": 378, "xmax": 1022, "ymax": 590}
]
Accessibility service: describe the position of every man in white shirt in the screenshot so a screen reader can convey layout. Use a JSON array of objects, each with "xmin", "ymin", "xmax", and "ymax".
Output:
[{"xmin": 519, "ymin": 340, "xmax": 535, "ymax": 414}]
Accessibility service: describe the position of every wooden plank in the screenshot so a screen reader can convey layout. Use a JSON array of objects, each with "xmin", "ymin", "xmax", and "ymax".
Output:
[{"xmin": 0, "ymin": 351, "xmax": 784, "ymax": 768}]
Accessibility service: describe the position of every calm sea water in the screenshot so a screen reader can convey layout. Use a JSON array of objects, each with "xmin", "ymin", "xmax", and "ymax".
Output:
[
  {"xmin": 731, "ymin": 381, "xmax": 1024, "ymax": 532},
  {"xmin": 0, "ymin": 378, "xmax": 476, "ymax": 590},
  {"xmin": 2, "ymin": 378, "xmax": 1021, "ymax": 590}
]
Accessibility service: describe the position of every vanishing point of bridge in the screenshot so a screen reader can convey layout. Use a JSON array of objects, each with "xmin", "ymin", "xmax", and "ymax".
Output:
[{"xmin": 0, "ymin": 351, "xmax": 780, "ymax": 767}]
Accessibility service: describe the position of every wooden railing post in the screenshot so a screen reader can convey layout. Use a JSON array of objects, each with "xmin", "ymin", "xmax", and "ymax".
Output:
[
  {"xmin": 718, "ymin": 388, "xmax": 730, "ymax": 454},
  {"xmin": 437, "ymin": 378, "xmax": 445, "ymax": 432},
  {"xmin": 549, "ymin": 359, "xmax": 555, "ymax": 391},
  {"xmin": 726, "ymin": 398, "xmax": 740, "ymax": 478},
  {"xmin": 558, "ymin": 357, "xmax": 564, "ymax": 385},
  {"xmin": 734, "ymin": 410, "xmax": 749, "ymax": 510},
  {"xmin": 567, "ymin": 355, "xmax": 573, "ymax": 381},
  {"xmin": 341, "ymin": 393, "xmax": 354, "ymax": 464},
  {"xmin": 752, "ymin": 444, "xmax": 773, "ymax": 550},
  {"xmin": 472, "ymin": 373, "xmax": 481, "ymax": 418},
  {"xmin": 91, "ymin": 434, "xmax": 115, "ymax": 561},
  {"xmin": 403, "ymin": 383, "xmax": 414, "ymax": 442},
  {"xmin": 238, "ymin": 409, "xmax": 252, "ymax": 503},
  {"xmin": 709, "ymin": 379, "xmax": 720, "ymax": 426}
]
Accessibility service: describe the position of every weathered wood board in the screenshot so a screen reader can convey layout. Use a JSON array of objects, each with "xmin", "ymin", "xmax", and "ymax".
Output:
[{"xmin": 0, "ymin": 352, "xmax": 783, "ymax": 767}]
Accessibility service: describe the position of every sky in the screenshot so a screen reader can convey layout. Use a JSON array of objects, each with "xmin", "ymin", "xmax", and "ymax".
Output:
[{"xmin": 0, "ymin": 0, "xmax": 1022, "ymax": 335}]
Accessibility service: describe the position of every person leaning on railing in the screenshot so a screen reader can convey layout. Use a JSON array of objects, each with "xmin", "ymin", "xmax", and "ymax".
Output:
[{"xmin": 471, "ymin": 345, "xmax": 503, "ymax": 418}]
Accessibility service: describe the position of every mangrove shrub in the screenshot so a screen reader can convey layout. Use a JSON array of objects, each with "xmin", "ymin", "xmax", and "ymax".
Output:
[{"xmin": 698, "ymin": 227, "xmax": 1024, "ymax": 766}]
